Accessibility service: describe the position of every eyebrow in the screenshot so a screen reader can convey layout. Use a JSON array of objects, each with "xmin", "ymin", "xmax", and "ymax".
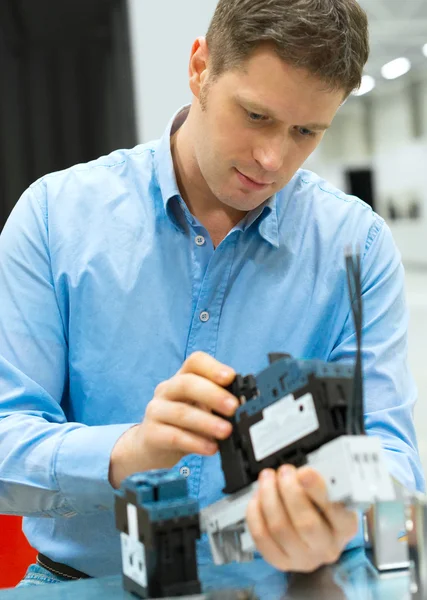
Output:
[{"xmin": 236, "ymin": 96, "xmax": 331, "ymax": 131}]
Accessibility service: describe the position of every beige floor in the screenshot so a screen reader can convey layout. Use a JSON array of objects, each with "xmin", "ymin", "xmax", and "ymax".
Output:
[{"xmin": 405, "ymin": 269, "xmax": 427, "ymax": 480}]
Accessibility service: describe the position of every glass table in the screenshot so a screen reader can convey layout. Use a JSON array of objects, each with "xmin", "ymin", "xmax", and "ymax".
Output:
[{"xmin": 0, "ymin": 548, "xmax": 413, "ymax": 600}]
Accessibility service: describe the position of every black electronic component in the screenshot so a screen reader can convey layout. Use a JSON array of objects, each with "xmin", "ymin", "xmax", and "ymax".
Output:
[
  {"xmin": 115, "ymin": 470, "xmax": 201, "ymax": 598},
  {"xmin": 218, "ymin": 250, "xmax": 365, "ymax": 495}
]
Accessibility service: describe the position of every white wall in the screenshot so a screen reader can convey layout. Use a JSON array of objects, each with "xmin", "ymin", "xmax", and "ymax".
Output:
[
  {"xmin": 371, "ymin": 83, "xmax": 427, "ymax": 264},
  {"xmin": 127, "ymin": 0, "xmax": 217, "ymax": 143},
  {"xmin": 305, "ymin": 77, "xmax": 427, "ymax": 265}
]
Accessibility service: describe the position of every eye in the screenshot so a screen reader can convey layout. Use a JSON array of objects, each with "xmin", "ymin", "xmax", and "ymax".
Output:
[
  {"xmin": 246, "ymin": 111, "xmax": 269, "ymax": 123},
  {"xmin": 296, "ymin": 127, "xmax": 316, "ymax": 138}
]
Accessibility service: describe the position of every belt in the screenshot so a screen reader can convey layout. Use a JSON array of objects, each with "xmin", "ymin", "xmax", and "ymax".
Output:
[{"xmin": 37, "ymin": 553, "xmax": 91, "ymax": 580}]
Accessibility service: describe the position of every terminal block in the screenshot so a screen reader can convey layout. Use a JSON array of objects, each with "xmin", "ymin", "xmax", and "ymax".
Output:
[
  {"xmin": 115, "ymin": 470, "xmax": 201, "ymax": 598},
  {"xmin": 307, "ymin": 435, "xmax": 396, "ymax": 511},
  {"xmin": 200, "ymin": 481, "xmax": 259, "ymax": 565},
  {"xmin": 201, "ymin": 436, "xmax": 395, "ymax": 566},
  {"xmin": 218, "ymin": 354, "xmax": 355, "ymax": 495}
]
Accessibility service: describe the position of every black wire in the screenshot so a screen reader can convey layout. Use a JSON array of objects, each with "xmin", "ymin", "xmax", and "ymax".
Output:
[{"xmin": 345, "ymin": 250, "xmax": 364, "ymax": 435}]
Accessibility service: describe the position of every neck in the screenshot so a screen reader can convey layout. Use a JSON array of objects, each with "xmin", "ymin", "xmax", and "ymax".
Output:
[{"xmin": 170, "ymin": 111, "xmax": 246, "ymax": 245}]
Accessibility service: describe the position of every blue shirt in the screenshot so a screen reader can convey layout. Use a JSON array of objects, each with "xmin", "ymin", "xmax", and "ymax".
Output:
[{"xmin": 0, "ymin": 106, "xmax": 424, "ymax": 578}]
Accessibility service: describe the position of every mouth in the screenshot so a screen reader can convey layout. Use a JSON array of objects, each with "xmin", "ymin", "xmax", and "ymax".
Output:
[{"xmin": 235, "ymin": 169, "xmax": 273, "ymax": 190}]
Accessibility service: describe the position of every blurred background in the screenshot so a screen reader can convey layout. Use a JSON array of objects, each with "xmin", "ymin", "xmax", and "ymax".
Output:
[{"xmin": 0, "ymin": 0, "xmax": 426, "ymax": 587}]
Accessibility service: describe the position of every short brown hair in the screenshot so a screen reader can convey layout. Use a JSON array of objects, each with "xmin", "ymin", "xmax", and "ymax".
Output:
[{"xmin": 206, "ymin": 0, "xmax": 369, "ymax": 97}]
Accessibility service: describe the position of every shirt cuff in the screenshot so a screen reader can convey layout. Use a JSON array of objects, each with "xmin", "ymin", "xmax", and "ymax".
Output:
[{"xmin": 54, "ymin": 423, "xmax": 136, "ymax": 515}]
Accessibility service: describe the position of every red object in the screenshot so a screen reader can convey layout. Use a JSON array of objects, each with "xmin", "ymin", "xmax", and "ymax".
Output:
[{"xmin": 0, "ymin": 516, "xmax": 37, "ymax": 588}]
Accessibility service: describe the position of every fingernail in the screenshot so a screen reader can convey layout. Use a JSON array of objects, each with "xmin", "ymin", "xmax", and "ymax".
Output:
[
  {"xmin": 225, "ymin": 397, "xmax": 239, "ymax": 411},
  {"xmin": 220, "ymin": 369, "xmax": 234, "ymax": 381},
  {"xmin": 217, "ymin": 420, "xmax": 231, "ymax": 435},
  {"xmin": 280, "ymin": 465, "xmax": 295, "ymax": 480},
  {"xmin": 299, "ymin": 471, "xmax": 315, "ymax": 488},
  {"xmin": 261, "ymin": 469, "xmax": 274, "ymax": 481}
]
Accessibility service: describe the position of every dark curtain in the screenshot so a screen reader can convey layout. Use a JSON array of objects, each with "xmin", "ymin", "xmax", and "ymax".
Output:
[{"xmin": 0, "ymin": 0, "xmax": 137, "ymax": 229}]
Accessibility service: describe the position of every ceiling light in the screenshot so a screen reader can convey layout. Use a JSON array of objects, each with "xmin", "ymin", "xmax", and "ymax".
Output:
[
  {"xmin": 381, "ymin": 58, "xmax": 411, "ymax": 80},
  {"xmin": 353, "ymin": 75, "xmax": 376, "ymax": 96},
  {"xmin": 423, "ymin": 43, "xmax": 427, "ymax": 58}
]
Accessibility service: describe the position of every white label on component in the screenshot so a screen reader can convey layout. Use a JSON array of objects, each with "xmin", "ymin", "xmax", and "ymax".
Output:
[
  {"xmin": 127, "ymin": 503, "xmax": 139, "ymax": 540},
  {"xmin": 249, "ymin": 393, "xmax": 319, "ymax": 461},
  {"xmin": 121, "ymin": 503, "xmax": 146, "ymax": 587},
  {"xmin": 121, "ymin": 532, "xmax": 147, "ymax": 588}
]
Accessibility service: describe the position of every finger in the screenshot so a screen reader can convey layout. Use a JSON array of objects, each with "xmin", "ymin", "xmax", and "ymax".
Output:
[
  {"xmin": 156, "ymin": 372, "xmax": 239, "ymax": 416},
  {"xmin": 144, "ymin": 421, "xmax": 218, "ymax": 456},
  {"xmin": 246, "ymin": 486, "xmax": 291, "ymax": 572},
  {"xmin": 297, "ymin": 467, "xmax": 359, "ymax": 544},
  {"xmin": 278, "ymin": 465, "xmax": 337, "ymax": 560},
  {"xmin": 146, "ymin": 397, "xmax": 233, "ymax": 441},
  {"xmin": 257, "ymin": 470, "xmax": 304, "ymax": 556},
  {"xmin": 179, "ymin": 351, "xmax": 236, "ymax": 387}
]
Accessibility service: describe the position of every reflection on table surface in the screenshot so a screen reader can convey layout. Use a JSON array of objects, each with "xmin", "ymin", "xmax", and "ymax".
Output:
[
  {"xmin": 201, "ymin": 548, "xmax": 411, "ymax": 599},
  {"xmin": 2, "ymin": 549, "xmax": 411, "ymax": 600}
]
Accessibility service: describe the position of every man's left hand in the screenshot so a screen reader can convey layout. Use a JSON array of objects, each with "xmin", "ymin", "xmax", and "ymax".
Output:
[{"xmin": 246, "ymin": 465, "xmax": 359, "ymax": 572}]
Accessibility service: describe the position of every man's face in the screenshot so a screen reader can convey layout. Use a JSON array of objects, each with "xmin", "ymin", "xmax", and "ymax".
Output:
[{"xmin": 191, "ymin": 44, "xmax": 345, "ymax": 212}]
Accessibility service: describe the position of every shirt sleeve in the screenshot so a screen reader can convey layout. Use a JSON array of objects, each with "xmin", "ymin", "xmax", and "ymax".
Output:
[
  {"xmin": 329, "ymin": 217, "xmax": 425, "ymax": 494},
  {"xmin": 0, "ymin": 183, "xmax": 134, "ymax": 517}
]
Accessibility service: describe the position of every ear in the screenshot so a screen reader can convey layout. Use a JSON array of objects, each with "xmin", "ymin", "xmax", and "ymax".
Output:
[{"xmin": 189, "ymin": 37, "xmax": 210, "ymax": 99}]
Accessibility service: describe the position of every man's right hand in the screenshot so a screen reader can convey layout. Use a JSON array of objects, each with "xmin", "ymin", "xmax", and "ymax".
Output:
[{"xmin": 109, "ymin": 352, "xmax": 239, "ymax": 489}]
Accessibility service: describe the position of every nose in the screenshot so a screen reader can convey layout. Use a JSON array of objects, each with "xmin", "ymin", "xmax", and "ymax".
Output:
[{"xmin": 253, "ymin": 133, "xmax": 286, "ymax": 173}]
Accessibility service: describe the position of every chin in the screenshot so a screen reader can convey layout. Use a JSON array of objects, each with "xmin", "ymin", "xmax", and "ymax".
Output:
[
  {"xmin": 210, "ymin": 181, "xmax": 269, "ymax": 212},
  {"xmin": 222, "ymin": 197, "xmax": 266, "ymax": 212}
]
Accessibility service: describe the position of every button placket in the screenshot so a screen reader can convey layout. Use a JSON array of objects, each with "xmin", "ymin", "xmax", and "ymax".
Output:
[
  {"xmin": 188, "ymin": 456, "xmax": 202, "ymax": 497},
  {"xmin": 186, "ymin": 235, "xmax": 238, "ymax": 358}
]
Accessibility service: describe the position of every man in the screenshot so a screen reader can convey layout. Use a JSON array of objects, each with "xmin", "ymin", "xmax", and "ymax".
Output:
[{"xmin": 0, "ymin": 0, "xmax": 424, "ymax": 588}]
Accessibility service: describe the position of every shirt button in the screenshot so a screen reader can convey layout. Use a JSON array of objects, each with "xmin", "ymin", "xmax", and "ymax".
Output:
[
  {"xmin": 200, "ymin": 311, "xmax": 210, "ymax": 323},
  {"xmin": 180, "ymin": 466, "xmax": 190, "ymax": 477},
  {"xmin": 195, "ymin": 235, "xmax": 205, "ymax": 246}
]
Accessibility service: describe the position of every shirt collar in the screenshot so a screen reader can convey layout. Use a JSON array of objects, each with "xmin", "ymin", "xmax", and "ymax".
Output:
[
  {"xmin": 242, "ymin": 194, "xmax": 279, "ymax": 248},
  {"xmin": 153, "ymin": 105, "xmax": 279, "ymax": 247},
  {"xmin": 153, "ymin": 105, "xmax": 187, "ymax": 224}
]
